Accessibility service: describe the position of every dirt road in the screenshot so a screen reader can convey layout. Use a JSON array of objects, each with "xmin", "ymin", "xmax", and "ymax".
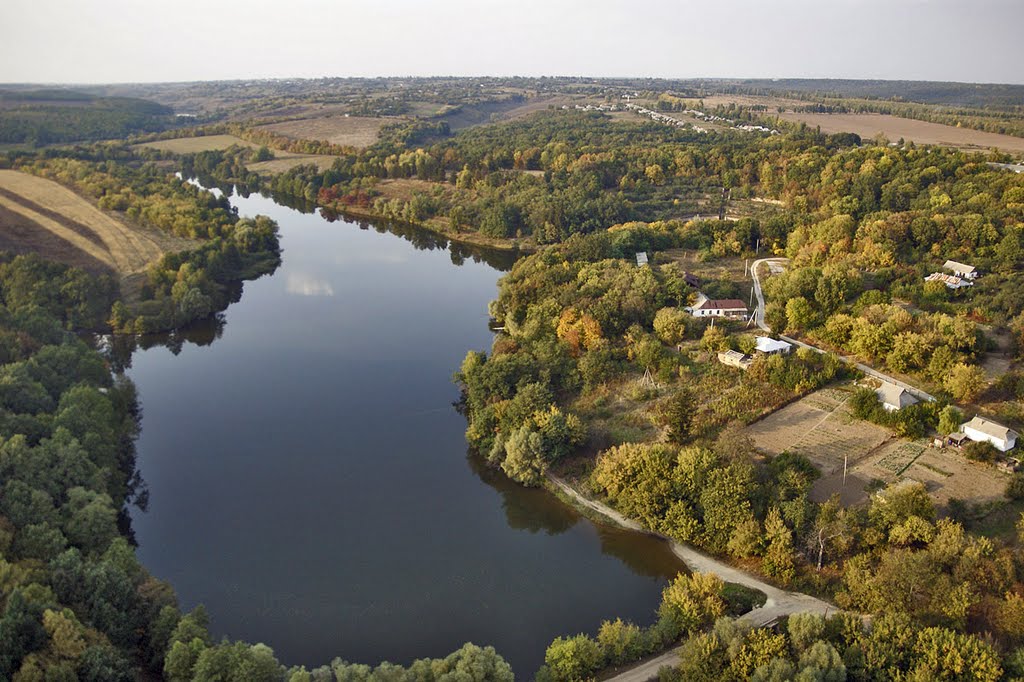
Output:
[
  {"xmin": 549, "ymin": 475, "xmax": 834, "ymax": 681},
  {"xmin": 750, "ymin": 257, "xmax": 934, "ymax": 403}
]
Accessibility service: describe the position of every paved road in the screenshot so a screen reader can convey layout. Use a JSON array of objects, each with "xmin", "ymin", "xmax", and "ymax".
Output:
[
  {"xmin": 550, "ymin": 476, "xmax": 834, "ymax": 682},
  {"xmin": 750, "ymin": 258, "xmax": 935, "ymax": 403}
]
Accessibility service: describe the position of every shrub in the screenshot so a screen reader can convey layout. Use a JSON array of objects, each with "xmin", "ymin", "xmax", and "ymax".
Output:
[{"xmin": 963, "ymin": 440, "xmax": 998, "ymax": 463}]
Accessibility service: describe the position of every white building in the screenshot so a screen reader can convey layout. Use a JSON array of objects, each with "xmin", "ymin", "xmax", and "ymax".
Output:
[
  {"xmin": 876, "ymin": 381, "xmax": 919, "ymax": 412},
  {"xmin": 635, "ymin": 252, "xmax": 649, "ymax": 267},
  {"xmin": 754, "ymin": 337, "xmax": 792, "ymax": 356},
  {"xmin": 961, "ymin": 416, "xmax": 1018, "ymax": 452},
  {"xmin": 687, "ymin": 298, "xmax": 748, "ymax": 319},
  {"xmin": 943, "ymin": 260, "xmax": 978, "ymax": 280}
]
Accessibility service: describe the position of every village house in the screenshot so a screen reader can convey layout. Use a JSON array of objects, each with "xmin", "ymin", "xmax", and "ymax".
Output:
[
  {"xmin": 943, "ymin": 260, "xmax": 978, "ymax": 280},
  {"xmin": 754, "ymin": 336, "xmax": 792, "ymax": 356},
  {"xmin": 876, "ymin": 380, "xmax": 919, "ymax": 412},
  {"xmin": 960, "ymin": 416, "xmax": 1018, "ymax": 452},
  {"xmin": 687, "ymin": 298, "xmax": 748, "ymax": 319}
]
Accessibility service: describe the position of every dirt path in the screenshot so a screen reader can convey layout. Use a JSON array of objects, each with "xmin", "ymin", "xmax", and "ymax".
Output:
[
  {"xmin": 750, "ymin": 257, "xmax": 935, "ymax": 403},
  {"xmin": 549, "ymin": 475, "xmax": 834, "ymax": 681}
]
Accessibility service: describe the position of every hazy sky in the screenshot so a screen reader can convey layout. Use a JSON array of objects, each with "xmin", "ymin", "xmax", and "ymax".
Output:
[{"xmin": 2, "ymin": 0, "xmax": 1022, "ymax": 84}]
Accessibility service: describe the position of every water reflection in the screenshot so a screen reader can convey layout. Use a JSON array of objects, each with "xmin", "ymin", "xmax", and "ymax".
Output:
[
  {"xmin": 467, "ymin": 453, "xmax": 579, "ymax": 536},
  {"xmin": 126, "ymin": 176, "xmax": 683, "ymax": 674},
  {"xmin": 467, "ymin": 452, "xmax": 683, "ymax": 582}
]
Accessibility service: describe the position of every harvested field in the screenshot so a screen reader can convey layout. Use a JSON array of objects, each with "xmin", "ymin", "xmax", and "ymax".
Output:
[
  {"xmin": 745, "ymin": 384, "xmax": 1010, "ymax": 507},
  {"xmin": 778, "ymin": 112, "xmax": 1024, "ymax": 153},
  {"xmin": 246, "ymin": 155, "xmax": 338, "ymax": 173},
  {"xmin": 253, "ymin": 116, "xmax": 385, "ymax": 148},
  {"xmin": 137, "ymin": 134, "xmax": 260, "ymax": 154},
  {"xmin": 0, "ymin": 170, "xmax": 194, "ymax": 274}
]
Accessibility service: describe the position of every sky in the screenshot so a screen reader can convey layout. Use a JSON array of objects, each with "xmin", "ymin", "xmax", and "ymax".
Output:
[{"xmin": 1, "ymin": 0, "xmax": 1023, "ymax": 85}]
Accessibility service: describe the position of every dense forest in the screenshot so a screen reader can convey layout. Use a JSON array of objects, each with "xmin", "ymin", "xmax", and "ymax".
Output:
[{"xmin": 0, "ymin": 90, "xmax": 177, "ymax": 145}]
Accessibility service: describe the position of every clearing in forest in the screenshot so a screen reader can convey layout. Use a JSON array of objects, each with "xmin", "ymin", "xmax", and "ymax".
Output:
[
  {"xmin": 253, "ymin": 115, "xmax": 386, "ymax": 148},
  {"xmin": 0, "ymin": 169, "xmax": 193, "ymax": 274}
]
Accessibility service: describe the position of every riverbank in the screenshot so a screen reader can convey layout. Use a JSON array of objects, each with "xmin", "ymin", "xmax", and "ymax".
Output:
[
  {"xmin": 320, "ymin": 201, "xmax": 535, "ymax": 254},
  {"xmin": 548, "ymin": 474, "xmax": 835, "ymax": 681},
  {"xmin": 547, "ymin": 473, "xmax": 834, "ymax": 616}
]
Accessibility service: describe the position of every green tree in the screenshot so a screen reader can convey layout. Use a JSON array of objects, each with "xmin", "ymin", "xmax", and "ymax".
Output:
[
  {"xmin": 785, "ymin": 297, "xmax": 818, "ymax": 333},
  {"xmin": 653, "ymin": 307, "xmax": 688, "ymax": 346},
  {"xmin": 658, "ymin": 572, "xmax": 726, "ymax": 635},
  {"xmin": 762, "ymin": 508, "xmax": 795, "ymax": 585},
  {"xmin": 944, "ymin": 363, "xmax": 987, "ymax": 402},
  {"xmin": 663, "ymin": 388, "xmax": 695, "ymax": 444},
  {"xmin": 937, "ymin": 405, "xmax": 963, "ymax": 436},
  {"xmin": 501, "ymin": 423, "xmax": 547, "ymax": 486},
  {"xmin": 543, "ymin": 634, "xmax": 602, "ymax": 682}
]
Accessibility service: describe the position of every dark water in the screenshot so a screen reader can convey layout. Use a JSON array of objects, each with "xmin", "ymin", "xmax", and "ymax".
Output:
[{"xmin": 127, "ymin": 187, "xmax": 684, "ymax": 676}]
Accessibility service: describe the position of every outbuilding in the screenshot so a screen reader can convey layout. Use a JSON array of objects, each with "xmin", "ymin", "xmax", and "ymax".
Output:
[{"xmin": 754, "ymin": 337, "xmax": 792, "ymax": 356}]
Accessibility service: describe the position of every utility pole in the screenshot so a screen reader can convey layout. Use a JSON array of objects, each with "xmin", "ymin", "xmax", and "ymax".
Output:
[
  {"xmin": 749, "ymin": 286, "xmax": 755, "ymax": 307},
  {"xmin": 744, "ymin": 258, "xmax": 748, "ymax": 277},
  {"xmin": 755, "ymin": 238, "xmax": 760, "ymax": 255}
]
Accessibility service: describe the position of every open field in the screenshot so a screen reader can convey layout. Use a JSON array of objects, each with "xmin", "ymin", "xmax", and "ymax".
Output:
[
  {"xmin": 137, "ymin": 134, "xmax": 337, "ymax": 173},
  {"xmin": 137, "ymin": 134, "xmax": 260, "ymax": 154},
  {"xmin": 691, "ymin": 94, "xmax": 802, "ymax": 110},
  {"xmin": 779, "ymin": 112, "xmax": 1024, "ymax": 153},
  {"xmin": 744, "ymin": 385, "xmax": 1009, "ymax": 506},
  {"xmin": 253, "ymin": 115, "xmax": 386, "ymax": 148},
  {"xmin": 0, "ymin": 170, "xmax": 194, "ymax": 274}
]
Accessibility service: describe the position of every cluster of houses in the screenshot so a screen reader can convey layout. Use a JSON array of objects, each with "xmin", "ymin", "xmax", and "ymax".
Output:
[
  {"xmin": 873, "ymin": 378, "xmax": 1018, "ymax": 455},
  {"xmin": 718, "ymin": 336, "xmax": 794, "ymax": 370},
  {"xmin": 622, "ymin": 102, "xmax": 779, "ymax": 136},
  {"xmin": 624, "ymin": 102, "xmax": 709, "ymax": 133},
  {"xmin": 563, "ymin": 103, "xmax": 621, "ymax": 113},
  {"xmin": 924, "ymin": 260, "xmax": 979, "ymax": 290}
]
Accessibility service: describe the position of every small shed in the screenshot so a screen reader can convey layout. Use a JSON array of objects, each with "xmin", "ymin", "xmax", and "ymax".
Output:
[
  {"xmin": 636, "ymin": 252, "xmax": 649, "ymax": 267},
  {"xmin": 718, "ymin": 350, "xmax": 752, "ymax": 370},
  {"xmin": 754, "ymin": 337, "xmax": 792, "ymax": 356},
  {"xmin": 946, "ymin": 432, "xmax": 969, "ymax": 449}
]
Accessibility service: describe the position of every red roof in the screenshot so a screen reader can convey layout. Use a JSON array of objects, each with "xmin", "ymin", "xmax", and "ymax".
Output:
[{"xmin": 696, "ymin": 299, "xmax": 747, "ymax": 310}]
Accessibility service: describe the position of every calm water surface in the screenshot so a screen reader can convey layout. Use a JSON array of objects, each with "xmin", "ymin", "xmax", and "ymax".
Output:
[{"xmin": 127, "ymin": 187, "xmax": 683, "ymax": 675}]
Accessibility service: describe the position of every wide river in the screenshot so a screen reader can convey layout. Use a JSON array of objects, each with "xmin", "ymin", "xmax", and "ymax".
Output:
[{"xmin": 126, "ymin": 186, "xmax": 684, "ymax": 675}]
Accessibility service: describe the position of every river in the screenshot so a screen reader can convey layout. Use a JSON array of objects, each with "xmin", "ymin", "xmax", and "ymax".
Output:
[{"xmin": 126, "ymin": 185, "xmax": 684, "ymax": 676}]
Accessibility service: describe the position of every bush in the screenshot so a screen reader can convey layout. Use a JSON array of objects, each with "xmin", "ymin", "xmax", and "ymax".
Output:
[
  {"xmin": 543, "ymin": 634, "xmax": 603, "ymax": 682},
  {"xmin": 1007, "ymin": 474, "xmax": 1024, "ymax": 500},
  {"xmin": 963, "ymin": 440, "xmax": 998, "ymax": 463}
]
